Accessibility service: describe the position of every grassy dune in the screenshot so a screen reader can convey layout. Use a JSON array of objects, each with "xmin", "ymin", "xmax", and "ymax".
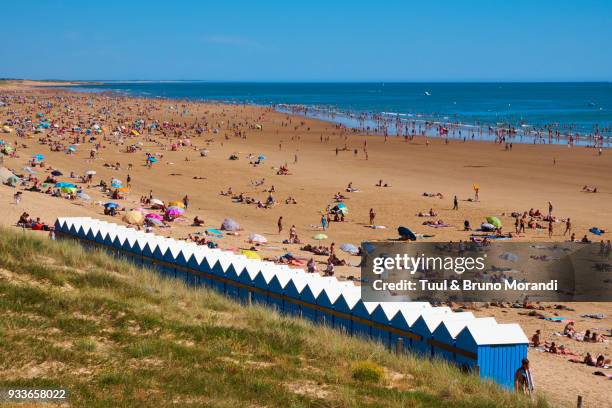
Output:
[{"xmin": 0, "ymin": 228, "xmax": 550, "ymax": 407}]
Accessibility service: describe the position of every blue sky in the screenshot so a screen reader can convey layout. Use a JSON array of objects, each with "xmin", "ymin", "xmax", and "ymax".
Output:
[{"xmin": 1, "ymin": 0, "xmax": 611, "ymax": 81}]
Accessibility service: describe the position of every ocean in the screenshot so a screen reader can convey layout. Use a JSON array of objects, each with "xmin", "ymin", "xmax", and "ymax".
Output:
[{"xmin": 68, "ymin": 81, "xmax": 612, "ymax": 146}]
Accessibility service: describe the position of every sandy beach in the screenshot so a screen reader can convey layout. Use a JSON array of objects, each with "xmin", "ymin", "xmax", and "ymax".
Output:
[{"xmin": 1, "ymin": 84, "xmax": 611, "ymax": 406}]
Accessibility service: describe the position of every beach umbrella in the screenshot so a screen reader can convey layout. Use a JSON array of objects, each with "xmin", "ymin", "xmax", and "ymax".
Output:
[
  {"xmin": 398, "ymin": 226, "xmax": 417, "ymax": 241},
  {"xmin": 23, "ymin": 167, "xmax": 36, "ymax": 174},
  {"xmin": 116, "ymin": 187, "xmax": 130, "ymax": 193},
  {"xmin": 60, "ymin": 186, "xmax": 77, "ymax": 194},
  {"xmin": 111, "ymin": 178, "xmax": 122, "ymax": 188},
  {"xmin": 150, "ymin": 198, "xmax": 164, "ymax": 208},
  {"xmin": 146, "ymin": 218, "xmax": 164, "ymax": 226},
  {"xmin": 241, "ymin": 250, "xmax": 261, "ymax": 260},
  {"xmin": 123, "ymin": 210, "xmax": 144, "ymax": 225},
  {"xmin": 486, "ymin": 216, "xmax": 502, "ymax": 228},
  {"xmin": 167, "ymin": 201, "xmax": 185, "ymax": 208},
  {"xmin": 33, "ymin": 154, "xmax": 44, "ymax": 161},
  {"xmin": 51, "ymin": 170, "xmax": 63, "ymax": 176},
  {"xmin": 85, "ymin": 170, "xmax": 96, "ymax": 175},
  {"xmin": 258, "ymin": 155, "xmax": 266, "ymax": 161},
  {"xmin": 340, "ymin": 243, "xmax": 359, "ymax": 255},
  {"xmin": 312, "ymin": 233, "xmax": 328, "ymax": 240},
  {"xmin": 221, "ymin": 218, "xmax": 239, "ymax": 231},
  {"xmin": 55, "ymin": 182, "xmax": 76, "ymax": 188},
  {"xmin": 68, "ymin": 145, "xmax": 76, "ymax": 152},
  {"xmin": 77, "ymin": 192, "xmax": 91, "ymax": 201},
  {"xmin": 104, "ymin": 202, "xmax": 119, "ymax": 209},
  {"xmin": 6, "ymin": 175, "xmax": 19, "ymax": 186},
  {"xmin": 166, "ymin": 207, "xmax": 184, "ymax": 217},
  {"xmin": 145, "ymin": 213, "xmax": 163, "ymax": 220},
  {"xmin": 336, "ymin": 202, "xmax": 349, "ymax": 214},
  {"xmin": 147, "ymin": 157, "xmax": 157, "ymax": 163},
  {"xmin": 248, "ymin": 233, "xmax": 268, "ymax": 244}
]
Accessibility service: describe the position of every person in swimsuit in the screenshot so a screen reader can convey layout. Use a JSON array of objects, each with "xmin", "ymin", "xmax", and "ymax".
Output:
[{"xmin": 514, "ymin": 358, "xmax": 534, "ymax": 394}]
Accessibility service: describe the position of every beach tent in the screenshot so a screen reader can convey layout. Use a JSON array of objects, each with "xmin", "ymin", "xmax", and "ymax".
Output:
[
  {"xmin": 220, "ymin": 218, "xmax": 240, "ymax": 231},
  {"xmin": 411, "ymin": 312, "xmax": 475, "ymax": 356},
  {"xmin": 432, "ymin": 318, "xmax": 497, "ymax": 362},
  {"xmin": 455, "ymin": 323, "xmax": 528, "ymax": 389},
  {"xmin": 398, "ymin": 226, "xmax": 417, "ymax": 241},
  {"xmin": 486, "ymin": 216, "xmax": 502, "ymax": 228}
]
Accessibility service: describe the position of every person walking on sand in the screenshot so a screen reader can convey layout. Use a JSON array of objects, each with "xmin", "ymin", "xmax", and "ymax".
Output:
[
  {"xmin": 126, "ymin": 174, "xmax": 131, "ymax": 188},
  {"xmin": 14, "ymin": 191, "xmax": 22, "ymax": 205},
  {"xmin": 321, "ymin": 214, "xmax": 328, "ymax": 230},
  {"xmin": 453, "ymin": 195, "xmax": 459, "ymax": 210},
  {"xmin": 183, "ymin": 195, "xmax": 189, "ymax": 209},
  {"xmin": 369, "ymin": 208, "xmax": 376, "ymax": 225},
  {"xmin": 474, "ymin": 186, "xmax": 480, "ymax": 201},
  {"xmin": 277, "ymin": 216, "xmax": 283, "ymax": 234},
  {"xmin": 548, "ymin": 220, "xmax": 554, "ymax": 238},
  {"xmin": 564, "ymin": 218, "xmax": 572, "ymax": 236}
]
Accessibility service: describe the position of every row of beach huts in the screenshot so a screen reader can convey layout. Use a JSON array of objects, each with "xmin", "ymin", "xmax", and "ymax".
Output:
[{"xmin": 54, "ymin": 217, "xmax": 528, "ymax": 389}]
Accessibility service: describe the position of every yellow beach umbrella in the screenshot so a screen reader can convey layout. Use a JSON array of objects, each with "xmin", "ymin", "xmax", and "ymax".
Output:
[
  {"xmin": 168, "ymin": 201, "xmax": 185, "ymax": 208},
  {"xmin": 123, "ymin": 210, "xmax": 144, "ymax": 225},
  {"xmin": 241, "ymin": 250, "xmax": 261, "ymax": 260}
]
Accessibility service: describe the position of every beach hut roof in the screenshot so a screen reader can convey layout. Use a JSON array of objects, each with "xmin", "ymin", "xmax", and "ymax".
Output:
[
  {"xmin": 419, "ymin": 312, "xmax": 475, "ymax": 333},
  {"xmin": 460, "ymin": 323, "xmax": 528, "ymax": 346},
  {"xmin": 439, "ymin": 317, "xmax": 498, "ymax": 339}
]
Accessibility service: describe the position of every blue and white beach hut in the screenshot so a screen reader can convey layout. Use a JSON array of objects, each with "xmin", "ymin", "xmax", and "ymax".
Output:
[
  {"xmin": 455, "ymin": 323, "xmax": 529, "ymax": 389},
  {"xmin": 389, "ymin": 306, "xmax": 449, "ymax": 350},
  {"xmin": 411, "ymin": 312, "xmax": 475, "ymax": 357},
  {"xmin": 431, "ymin": 318, "xmax": 497, "ymax": 362}
]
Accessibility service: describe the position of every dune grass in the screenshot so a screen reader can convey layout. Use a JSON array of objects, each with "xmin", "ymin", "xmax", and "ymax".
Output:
[{"xmin": 0, "ymin": 227, "xmax": 551, "ymax": 407}]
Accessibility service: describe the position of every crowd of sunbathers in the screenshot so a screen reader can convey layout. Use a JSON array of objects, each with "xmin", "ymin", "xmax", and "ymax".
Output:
[{"xmin": 16, "ymin": 212, "xmax": 51, "ymax": 231}]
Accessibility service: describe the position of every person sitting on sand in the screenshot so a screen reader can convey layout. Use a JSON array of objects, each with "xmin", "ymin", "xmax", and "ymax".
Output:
[
  {"xmin": 564, "ymin": 321, "xmax": 576, "ymax": 337},
  {"xmin": 192, "ymin": 216, "xmax": 204, "ymax": 227},
  {"xmin": 596, "ymin": 355, "xmax": 610, "ymax": 368},
  {"xmin": 324, "ymin": 260, "xmax": 334, "ymax": 276},
  {"xmin": 464, "ymin": 220, "xmax": 471, "ymax": 231},
  {"xmin": 531, "ymin": 330, "xmax": 541, "ymax": 347},
  {"xmin": 590, "ymin": 332, "xmax": 604, "ymax": 343},
  {"xmin": 307, "ymin": 258, "xmax": 316, "ymax": 273},
  {"xmin": 584, "ymin": 352, "xmax": 596, "ymax": 366}
]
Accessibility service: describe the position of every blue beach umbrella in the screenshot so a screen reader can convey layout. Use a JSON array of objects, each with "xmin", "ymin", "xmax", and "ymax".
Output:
[
  {"xmin": 33, "ymin": 154, "xmax": 45, "ymax": 161},
  {"xmin": 147, "ymin": 157, "xmax": 157, "ymax": 163},
  {"xmin": 398, "ymin": 226, "xmax": 417, "ymax": 241},
  {"xmin": 55, "ymin": 182, "xmax": 76, "ymax": 188},
  {"xmin": 104, "ymin": 202, "xmax": 119, "ymax": 209}
]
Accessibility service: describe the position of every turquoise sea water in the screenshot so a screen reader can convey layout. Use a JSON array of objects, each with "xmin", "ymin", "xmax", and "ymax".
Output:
[{"xmin": 69, "ymin": 81, "xmax": 612, "ymax": 146}]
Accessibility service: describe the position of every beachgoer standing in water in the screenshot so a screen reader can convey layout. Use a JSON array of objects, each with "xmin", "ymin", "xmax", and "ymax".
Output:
[
  {"xmin": 277, "ymin": 216, "xmax": 283, "ymax": 234},
  {"xmin": 369, "ymin": 208, "xmax": 376, "ymax": 225}
]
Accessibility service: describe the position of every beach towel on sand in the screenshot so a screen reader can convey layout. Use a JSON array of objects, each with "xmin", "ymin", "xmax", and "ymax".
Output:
[{"xmin": 542, "ymin": 317, "xmax": 566, "ymax": 322}]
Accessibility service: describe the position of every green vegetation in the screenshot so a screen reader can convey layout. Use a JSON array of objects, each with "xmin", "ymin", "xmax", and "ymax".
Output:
[{"xmin": 0, "ymin": 228, "xmax": 550, "ymax": 407}]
